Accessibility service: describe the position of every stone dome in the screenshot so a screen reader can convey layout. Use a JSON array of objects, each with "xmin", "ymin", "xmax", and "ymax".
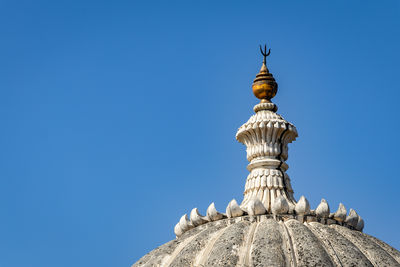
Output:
[
  {"xmin": 132, "ymin": 46, "xmax": 400, "ymax": 266},
  {"xmin": 133, "ymin": 215, "xmax": 400, "ymax": 267}
]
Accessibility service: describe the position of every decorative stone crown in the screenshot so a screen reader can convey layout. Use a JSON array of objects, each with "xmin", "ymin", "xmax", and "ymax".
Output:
[
  {"xmin": 173, "ymin": 45, "xmax": 365, "ymax": 239},
  {"xmin": 174, "ymin": 198, "xmax": 364, "ymax": 237}
]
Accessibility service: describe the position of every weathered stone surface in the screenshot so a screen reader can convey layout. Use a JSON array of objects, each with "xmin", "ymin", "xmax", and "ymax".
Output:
[
  {"xmin": 250, "ymin": 219, "xmax": 289, "ymax": 267},
  {"xmin": 285, "ymin": 219, "xmax": 334, "ymax": 267},
  {"xmin": 307, "ymin": 222, "xmax": 373, "ymax": 266},
  {"xmin": 132, "ymin": 224, "xmax": 204, "ymax": 267},
  {"xmin": 332, "ymin": 224, "xmax": 400, "ymax": 266},
  {"xmin": 167, "ymin": 220, "xmax": 227, "ymax": 267},
  {"xmin": 366, "ymin": 234, "xmax": 400, "ymax": 263},
  {"xmin": 132, "ymin": 216, "xmax": 400, "ymax": 267},
  {"xmin": 203, "ymin": 221, "xmax": 250, "ymax": 267}
]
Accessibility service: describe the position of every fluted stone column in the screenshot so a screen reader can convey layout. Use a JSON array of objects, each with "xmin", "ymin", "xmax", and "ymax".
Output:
[{"xmin": 236, "ymin": 101, "xmax": 297, "ymax": 212}]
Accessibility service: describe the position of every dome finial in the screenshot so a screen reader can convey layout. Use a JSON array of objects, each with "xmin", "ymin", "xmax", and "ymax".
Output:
[{"xmin": 252, "ymin": 44, "xmax": 278, "ymax": 103}]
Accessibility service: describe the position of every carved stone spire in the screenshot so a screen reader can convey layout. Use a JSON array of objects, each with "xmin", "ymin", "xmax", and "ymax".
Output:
[{"xmin": 236, "ymin": 46, "xmax": 298, "ymax": 212}]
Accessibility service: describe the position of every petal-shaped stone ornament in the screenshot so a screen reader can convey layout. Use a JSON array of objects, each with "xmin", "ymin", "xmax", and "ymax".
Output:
[
  {"xmin": 345, "ymin": 209, "xmax": 359, "ymax": 228},
  {"xmin": 174, "ymin": 221, "xmax": 183, "ymax": 237},
  {"xmin": 272, "ymin": 195, "xmax": 289, "ymax": 215},
  {"xmin": 333, "ymin": 203, "xmax": 347, "ymax": 222},
  {"xmin": 206, "ymin": 202, "xmax": 224, "ymax": 221},
  {"xmin": 226, "ymin": 199, "xmax": 244, "ymax": 218},
  {"xmin": 179, "ymin": 214, "xmax": 193, "ymax": 232},
  {"xmin": 247, "ymin": 197, "xmax": 267, "ymax": 216},
  {"xmin": 356, "ymin": 215, "xmax": 364, "ymax": 231},
  {"xmin": 295, "ymin": 195, "xmax": 310, "ymax": 215},
  {"xmin": 190, "ymin": 208, "xmax": 208, "ymax": 227},
  {"xmin": 316, "ymin": 198, "xmax": 330, "ymax": 218}
]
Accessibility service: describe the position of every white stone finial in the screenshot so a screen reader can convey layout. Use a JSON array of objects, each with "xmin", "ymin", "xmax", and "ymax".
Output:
[
  {"xmin": 295, "ymin": 195, "xmax": 310, "ymax": 215},
  {"xmin": 226, "ymin": 199, "xmax": 244, "ymax": 218},
  {"xmin": 333, "ymin": 203, "xmax": 347, "ymax": 222},
  {"xmin": 272, "ymin": 195, "xmax": 289, "ymax": 215},
  {"xmin": 206, "ymin": 202, "xmax": 224, "ymax": 221},
  {"xmin": 316, "ymin": 199, "xmax": 330, "ymax": 218},
  {"xmin": 247, "ymin": 197, "xmax": 267, "ymax": 216},
  {"xmin": 190, "ymin": 208, "xmax": 208, "ymax": 227}
]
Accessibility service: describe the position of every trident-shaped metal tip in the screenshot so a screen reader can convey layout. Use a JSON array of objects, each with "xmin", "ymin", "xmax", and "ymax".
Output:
[{"xmin": 259, "ymin": 44, "xmax": 271, "ymax": 65}]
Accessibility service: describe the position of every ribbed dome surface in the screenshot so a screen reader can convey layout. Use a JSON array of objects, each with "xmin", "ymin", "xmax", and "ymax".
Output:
[{"xmin": 133, "ymin": 216, "xmax": 400, "ymax": 267}]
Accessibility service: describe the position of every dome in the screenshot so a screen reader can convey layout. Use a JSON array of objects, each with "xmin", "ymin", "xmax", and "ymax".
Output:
[
  {"xmin": 133, "ymin": 215, "xmax": 400, "ymax": 267},
  {"xmin": 132, "ymin": 46, "xmax": 400, "ymax": 267}
]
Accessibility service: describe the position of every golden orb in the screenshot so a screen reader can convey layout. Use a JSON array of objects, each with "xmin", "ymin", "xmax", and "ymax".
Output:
[{"xmin": 252, "ymin": 63, "xmax": 278, "ymax": 101}]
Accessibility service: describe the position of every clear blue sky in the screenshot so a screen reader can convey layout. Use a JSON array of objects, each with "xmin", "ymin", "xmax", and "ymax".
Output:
[{"xmin": 1, "ymin": 1, "xmax": 399, "ymax": 266}]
